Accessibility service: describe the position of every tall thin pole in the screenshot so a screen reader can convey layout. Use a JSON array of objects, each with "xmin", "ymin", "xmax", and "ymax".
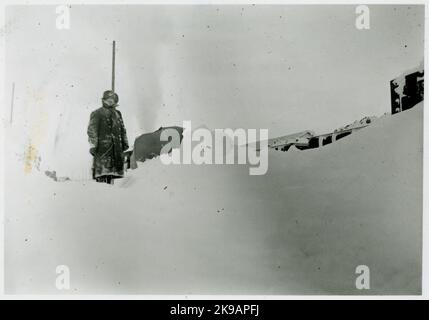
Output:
[
  {"xmin": 112, "ymin": 40, "xmax": 116, "ymax": 92},
  {"xmin": 10, "ymin": 82, "xmax": 15, "ymax": 124}
]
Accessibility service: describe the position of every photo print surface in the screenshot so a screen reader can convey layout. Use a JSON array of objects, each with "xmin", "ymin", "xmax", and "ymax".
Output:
[{"xmin": 3, "ymin": 4, "xmax": 424, "ymax": 294}]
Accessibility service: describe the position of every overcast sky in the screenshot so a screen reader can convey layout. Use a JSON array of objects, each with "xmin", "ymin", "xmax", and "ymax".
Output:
[{"xmin": 5, "ymin": 4, "xmax": 424, "ymax": 174}]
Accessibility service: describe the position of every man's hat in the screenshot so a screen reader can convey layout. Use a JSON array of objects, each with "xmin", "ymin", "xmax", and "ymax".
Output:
[{"xmin": 102, "ymin": 90, "xmax": 119, "ymax": 103}]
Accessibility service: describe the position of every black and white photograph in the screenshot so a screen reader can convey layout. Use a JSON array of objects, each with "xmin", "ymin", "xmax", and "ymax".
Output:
[{"xmin": 1, "ymin": 2, "xmax": 425, "ymax": 297}]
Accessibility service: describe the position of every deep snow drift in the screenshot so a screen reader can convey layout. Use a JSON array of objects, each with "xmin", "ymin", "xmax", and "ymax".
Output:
[{"xmin": 4, "ymin": 103, "xmax": 422, "ymax": 294}]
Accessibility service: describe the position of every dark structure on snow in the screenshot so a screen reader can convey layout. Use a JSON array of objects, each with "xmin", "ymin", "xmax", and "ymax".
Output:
[{"xmin": 390, "ymin": 66, "xmax": 424, "ymax": 115}]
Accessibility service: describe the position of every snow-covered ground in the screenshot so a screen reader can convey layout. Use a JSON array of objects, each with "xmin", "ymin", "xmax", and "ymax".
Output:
[{"xmin": 4, "ymin": 103, "xmax": 422, "ymax": 294}]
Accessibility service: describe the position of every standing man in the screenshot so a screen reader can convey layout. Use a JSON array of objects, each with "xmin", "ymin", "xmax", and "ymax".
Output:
[{"xmin": 87, "ymin": 90, "xmax": 129, "ymax": 184}]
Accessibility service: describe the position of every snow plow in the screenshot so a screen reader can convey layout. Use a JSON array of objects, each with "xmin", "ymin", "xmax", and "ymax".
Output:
[{"xmin": 124, "ymin": 126, "xmax": 184, "ymax": 170}]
